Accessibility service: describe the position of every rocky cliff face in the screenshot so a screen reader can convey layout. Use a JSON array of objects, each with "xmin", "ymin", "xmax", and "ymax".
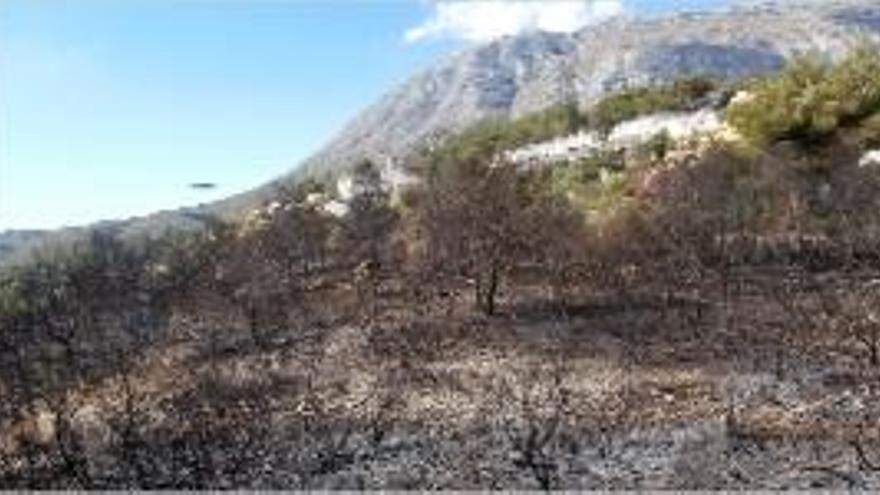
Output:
[{"xmin": 296, "ymin": 0, "xmax": 880, "ymax": 179}]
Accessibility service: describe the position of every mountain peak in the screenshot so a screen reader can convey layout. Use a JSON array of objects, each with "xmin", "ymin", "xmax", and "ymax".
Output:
[{"xmin": 296, "ymin": 0, "xmax": 879, "ymax": 180}]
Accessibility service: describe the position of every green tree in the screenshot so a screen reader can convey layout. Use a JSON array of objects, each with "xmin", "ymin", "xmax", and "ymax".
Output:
[
  {"xmin": 727, "ymin": 47, "xmax": 880, "ymax": 146},
  {"xmin": 592, "ymin": 76, "xmax": 717, "ymax": 132}
]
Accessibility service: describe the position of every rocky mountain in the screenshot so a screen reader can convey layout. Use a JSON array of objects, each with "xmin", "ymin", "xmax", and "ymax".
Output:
[
  {"xmin": 2, "ymin": 0, "xmax": 879, "ymax": 268},
  {"xmin": 296, "ymin": 0, "xmax": 880, "ymax": 179}
]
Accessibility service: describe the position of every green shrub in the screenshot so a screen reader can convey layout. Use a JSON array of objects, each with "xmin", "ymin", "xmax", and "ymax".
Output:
[
  {"xmin": 824, "ymin": 46, "xmax": 880, "ymax": 124},
  {"xmin": 591, "ymin": 76, "xmax": 717, "ymax": 132},
  {"xmin": 727, "ymin": 47, "xmax": 880, "ymax": 146},
  {"xmin": 858, "ymin": 111, "xmax": 880, "ymax": 146},
  {"xmin": 507, "ymin": 103, "xmax": 586, "ymax": 146},
  {"xmin": 422, "ymin": 103, "xmax": 589, "ymax": 173},
  {"xmin": 0, "ymin": 270, "xmax": 28, "ymax": 318},
  {"xmin": 548, "ymin": 152, "xmax": 625, "ymax": 197},
  {"xmin": 641, "ymin": 130, "xmax": 674, "ymax": 161}
]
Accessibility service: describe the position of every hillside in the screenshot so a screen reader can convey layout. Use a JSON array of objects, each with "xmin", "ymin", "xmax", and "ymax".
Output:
[
  {"xmin": 3, "ymin": 42, "xmax": 880, "ymax": 488},
  {"xmin": 2, "ymin": 0, "xmax": 878, "ymax": 269}
]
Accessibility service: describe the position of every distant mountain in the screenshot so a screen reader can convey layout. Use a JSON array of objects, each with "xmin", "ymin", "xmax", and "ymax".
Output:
[
  {"xmin": 2, "ymin": 0, "xmax": 879, "ymax": 268},
  {"xmin": 296, "ymin": 0, "xmax": 880, "ymax": 179},
  {"xmin": 0, "ymin": 230, "xmax": 47, "ymax": 263},
  {"xmin": 0, "ymin": 207, "xmax": 217, "ymax": 268}
]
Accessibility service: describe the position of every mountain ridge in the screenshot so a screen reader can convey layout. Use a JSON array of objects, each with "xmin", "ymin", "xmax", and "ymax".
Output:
[
  {"xmin": 295, "ymin": 0, "xmax": 880, "ymax": 179},
  {"xmin": 2, "ymin": 0, "xmax": 878, "ymax": 266}
]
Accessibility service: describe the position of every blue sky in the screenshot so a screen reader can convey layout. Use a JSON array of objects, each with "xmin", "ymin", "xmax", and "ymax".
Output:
[{"xmin": 0, "ymin": 0, "xmax": 733, "ymax": 231}]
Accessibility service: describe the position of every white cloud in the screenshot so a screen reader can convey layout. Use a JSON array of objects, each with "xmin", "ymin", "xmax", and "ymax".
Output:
[{"xmin": 404, "ymin": 0, "xmax": 625, "ymax": 43}]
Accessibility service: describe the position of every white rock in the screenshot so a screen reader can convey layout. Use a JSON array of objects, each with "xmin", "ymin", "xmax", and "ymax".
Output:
[
  {"xmin": 608, "ymin": 109, "xmax": 723, "ymax": 149},
  {"xmin": 729, "ymin": 90, "xmax": 755, "ymax": 106},
  {"xmin": 323, "ymin": 200, "xmax": 350, "ymax": 218},
  {"xmin": 147, "ymin": 262, "xmax": 170, "ymax": 276},
  {"xmin": 33, "ymin": 408, "xmax": 57, "ymax": 445},
  {"xmin": 505, "ymin": 130, "xmax": 602, "ymax": 166},
  {"xmin": 304, "ymin": 192, "xmax": 327, "ymax": 205},
  {"xmin": 503, "ymin": 109, "xmax": 724, "ymax": 168},
  {"xmin": 859, "ymin": 150, "xmax": 880, "ymax": 168},
  {"xmin": 380, "ymin": 162, "xmax": 418, "ymax": 195},
  {"xmin": 266, "ymin": 200, "xmax": 282, "ymax": 216},
  {"xmin": 336, "ymin": 175, "xmax": 355, "ymax": 201}
]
